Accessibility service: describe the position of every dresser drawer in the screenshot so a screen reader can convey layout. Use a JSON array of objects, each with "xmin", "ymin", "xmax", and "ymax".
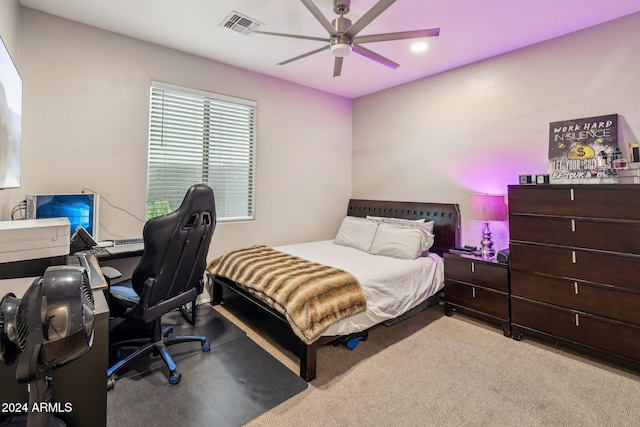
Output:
[
  {"xmin": 510, "ymin": 243, "xmax": 640, "ymax": 292},
  {"xmin": 444, "ymin": 281, "xmax": 509, "ymax": 320},
  {"xmin": 511, "ymin": 297, "xmax": 640, "ymax": 361},
  {"xmin": 444, "ymin": 254, "xmax": 508, "ymax": 292},
  {"xmin": 508, "ymin": 185, "xmax": 640, "ymax": 221},
  {"xmin": 510, "ymin": 215, "xmax": 640, "ymax": 255},
  {"xmin": 511, "ymin": 270, "xmax": 640, "ymax": 325}
]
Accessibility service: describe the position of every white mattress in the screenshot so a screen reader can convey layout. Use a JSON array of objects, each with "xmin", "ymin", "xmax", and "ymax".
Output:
[{"xmin": 274, "ymin": 240, "xmax": 444, "ymax": 337}]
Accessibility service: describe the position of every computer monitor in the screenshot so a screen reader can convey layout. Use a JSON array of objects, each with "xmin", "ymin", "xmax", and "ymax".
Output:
[
  {"xmin": 0, "ymin": 36, "xmax": 22, "ymax": 190},
  {"xmin": 26, "ymin": 193, "xmax": 100, "ymax": 241}
]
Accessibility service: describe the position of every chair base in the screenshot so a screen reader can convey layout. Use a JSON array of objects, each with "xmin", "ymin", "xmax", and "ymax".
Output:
[{"xmin": 107, "ymin": 322, "xmax": 209, "ymax": 389}]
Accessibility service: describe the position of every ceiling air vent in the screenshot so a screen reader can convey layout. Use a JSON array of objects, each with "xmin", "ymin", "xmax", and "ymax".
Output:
[{"xmin": 221, "ymin": 12, "xmax": 262, "ymax": 35}]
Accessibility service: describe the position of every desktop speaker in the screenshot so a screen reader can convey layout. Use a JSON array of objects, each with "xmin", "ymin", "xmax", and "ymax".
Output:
[{"xmin": 497, "ymin": 249, "xmax": 510, "ymax": 264}]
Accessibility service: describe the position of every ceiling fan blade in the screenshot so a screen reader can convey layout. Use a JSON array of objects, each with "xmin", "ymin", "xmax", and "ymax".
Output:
[
  {"xmin": 344, "ymin": 0, "xmax": 397, "ymax": 39},
  {"xmin": 352, "ymin": 44, "xmax": 400, "ymax": 69},
  {"xmin": 333, "ymin": 57, "xmax": 344, "ymax": 77},
  {"xmin": 278, "ymin": 45, "xmax": 329, "ymax": 66},
  {"xmin": 354, "ymin": 28, "xmax": 440, "ymax": 44},
  {"xmin": 300, "ymin": 0, "xmax": 340, "ymax": 37},
  {"xmin": 252, "ymin": 30, "xmax": 327, "ymax": 42}
]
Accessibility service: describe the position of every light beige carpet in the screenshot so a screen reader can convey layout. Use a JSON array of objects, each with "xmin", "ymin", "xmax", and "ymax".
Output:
[{"xmin": 216, "ymin": 303, "xmax": 640, "ymax": 427}]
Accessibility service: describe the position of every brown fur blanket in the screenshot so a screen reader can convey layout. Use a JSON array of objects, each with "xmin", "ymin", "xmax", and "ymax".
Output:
[{"xmin": 206, "ymin": 245, "xmax": 367, "ymax": 344}]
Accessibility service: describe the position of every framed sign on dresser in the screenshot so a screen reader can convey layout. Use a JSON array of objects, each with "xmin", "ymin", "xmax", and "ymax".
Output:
[{"xmin": 508, "ymin": 184, "xmax": 640, "ymax": 368}]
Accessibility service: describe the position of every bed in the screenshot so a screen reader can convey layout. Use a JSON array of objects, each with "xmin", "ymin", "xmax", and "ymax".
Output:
[{"xmin": 207, "ymin": 199, "xmax": 460, "ymax": 381}]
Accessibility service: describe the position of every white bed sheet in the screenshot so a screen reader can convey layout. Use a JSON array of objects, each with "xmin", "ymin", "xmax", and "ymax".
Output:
[{"xmin": 274, "ymin": 240, "xmax": 444, "ymax": 337}]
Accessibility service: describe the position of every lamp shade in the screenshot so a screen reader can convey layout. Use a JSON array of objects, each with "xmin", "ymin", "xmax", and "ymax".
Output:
[{"xmin": 470, "ymin": 194, "xmax": 507, "ymax": 221}]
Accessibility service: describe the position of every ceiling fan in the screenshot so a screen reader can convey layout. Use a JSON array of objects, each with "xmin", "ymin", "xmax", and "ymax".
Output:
[{"xmin": 252, "ymin": 0, "xmax": 440, "ymax": 77}]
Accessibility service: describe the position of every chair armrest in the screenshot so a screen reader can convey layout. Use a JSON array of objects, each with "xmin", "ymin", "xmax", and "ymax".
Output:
[{"xmin": 100, "ymin": 266, "xmax": 122, "ymax": 286}]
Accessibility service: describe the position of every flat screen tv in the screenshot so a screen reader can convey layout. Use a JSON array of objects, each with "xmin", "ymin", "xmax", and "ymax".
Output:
[
  {"xmin": 26, "ymin": 193, "xmax": 100, "ymax": 241},
  {"xmin": 0, "ymin": 36, "xmax": 22, "ymax": 189}
]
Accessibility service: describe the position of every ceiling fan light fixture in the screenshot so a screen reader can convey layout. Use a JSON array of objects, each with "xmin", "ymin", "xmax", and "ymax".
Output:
[
  {"xmin": 331, "ymin": 43, "xmax": 352, "ymax": 57},
  {"xmin": 330, "ymin": 36, "xmax": 352, "ymax": 57}
]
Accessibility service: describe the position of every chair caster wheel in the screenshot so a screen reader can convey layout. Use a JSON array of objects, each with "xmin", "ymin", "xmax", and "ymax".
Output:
[
  {"xmin": 202, "ymin": 342, "xmax": 210, "ymax": 352},
  {"xmin": 169, "ymin": 372, "xmax": 182, "ymax": 385},
  {"xmin": 163, "ymin": 326, "xmax": 174, "ymax": 338},
  {"xmin": 107, "ymin": 378, "xmax": 116, "ymax": 391}
]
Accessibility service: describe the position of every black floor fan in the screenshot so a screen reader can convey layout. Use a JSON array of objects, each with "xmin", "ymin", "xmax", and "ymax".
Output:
[{"xmin": 1, "ymin": 266, "xmax": 95, "ymax": 427}]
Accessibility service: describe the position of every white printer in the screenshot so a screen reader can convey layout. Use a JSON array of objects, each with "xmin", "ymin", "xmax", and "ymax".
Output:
[{"xmin": 0, "ymin": 218, "xmax": 70, "ymax": 263}]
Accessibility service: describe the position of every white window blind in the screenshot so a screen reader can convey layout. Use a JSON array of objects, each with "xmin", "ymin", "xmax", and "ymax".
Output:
[{"xmin": 147, "ymin": 82, "xmax": 256, "ymax": 221}]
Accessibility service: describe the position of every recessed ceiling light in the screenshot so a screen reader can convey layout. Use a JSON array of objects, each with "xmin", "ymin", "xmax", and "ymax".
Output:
[{"xmin": 411, "ymin": 42, "xmax": 429, "ymax": 53}]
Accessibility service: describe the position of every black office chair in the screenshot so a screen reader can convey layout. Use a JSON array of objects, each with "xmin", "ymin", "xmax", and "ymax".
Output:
[{"xmin": 106, "ymin": 184, "xmax": 216, "ymax": 388}]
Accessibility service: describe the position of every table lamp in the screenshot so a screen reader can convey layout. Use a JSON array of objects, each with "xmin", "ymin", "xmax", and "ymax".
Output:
[{"xmin": 470, "ymin": 194, "xmax": 507, "ymax": 258}]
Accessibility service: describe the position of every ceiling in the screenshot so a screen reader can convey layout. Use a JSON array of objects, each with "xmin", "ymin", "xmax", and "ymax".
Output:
[{"xmin": 19, "ymin": 0, "xmax": 640, "ymax": 99}]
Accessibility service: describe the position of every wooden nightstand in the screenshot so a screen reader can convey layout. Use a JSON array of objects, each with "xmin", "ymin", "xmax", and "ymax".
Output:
[{"xmin": 443, "ymin": 252, "xmax": 510, "ymax": 337}]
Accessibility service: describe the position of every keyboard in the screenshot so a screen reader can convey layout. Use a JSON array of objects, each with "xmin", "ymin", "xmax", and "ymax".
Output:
[
  {"xmin": 113, "ymin": 237, "xmax": 144, "ymax": 246},
  {"xmin": 85, "ymin": 247, "xmax": 110, "ymax": 256},
  {"xmin": 106, "ymin": 242, "xmax": 144, "ymax": 255}
]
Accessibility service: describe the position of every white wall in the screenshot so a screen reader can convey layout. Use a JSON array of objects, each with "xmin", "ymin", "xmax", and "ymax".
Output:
[
  {"xmin": 9, "ymin": 8, "xmax": 352, "ymax": 259},
  {"xmin": 0, "ymin": 0, "xmax": 21, "ymax": 219},
  {"xmin": 7, "ymin": 7, "xmax": 640, "ymax": 259},
  {"xmin": 352, "ymin": 12, "xmax": 640, "ymax": 251}
]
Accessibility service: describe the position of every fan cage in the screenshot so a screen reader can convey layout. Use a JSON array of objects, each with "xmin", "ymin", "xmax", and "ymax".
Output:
[{"xmin": 15, "ymin": 294, "xmax": 30, "ymax": 351}]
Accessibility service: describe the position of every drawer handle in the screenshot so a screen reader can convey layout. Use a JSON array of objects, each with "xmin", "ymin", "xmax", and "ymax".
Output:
[
  {"xmin": 574, "ymin": 282, "xmax": 579, "ymax": 295},
  {"xmin": 572, "ymin": 251, "xmax": 577, "ymax": 264},
  {"xmin": 571, "ymin": 219, "xmax": 576, "ymax": 232},
  {"xmin": 471, "ymin": 261, "xmax": 475, "ymax": 273},
  {"xmin": 472, "ymin": 287, "xmax": 476, "ymax": 298},
  {"xmin": 575, "ymin": 313, "xmax": 580, "ymax": 327},
  {"xmin": 570, "ymin": 188, "xmax": 575, "ymax": 201}
]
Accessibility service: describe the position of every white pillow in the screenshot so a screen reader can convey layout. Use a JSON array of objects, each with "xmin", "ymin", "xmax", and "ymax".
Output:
[
  {"xmin": 366, "ymin": 215, "xmax": 434, "ymax": 233},
  {"xmin": 333, "ymin": 216, "xmax": 379, "ymax": 252},
  {"xmin": 368, "ymin": 223, "xmax": 435, "ymax": 260}
]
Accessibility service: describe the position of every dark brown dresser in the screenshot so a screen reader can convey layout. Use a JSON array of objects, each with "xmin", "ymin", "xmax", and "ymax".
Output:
[
  {"xmin": 508, "ymin": 184, "xmax": 640, "ymax": 368},
  {"xmin": 443, "ymin": 252, "xmax": 510, "ymax": 337}
]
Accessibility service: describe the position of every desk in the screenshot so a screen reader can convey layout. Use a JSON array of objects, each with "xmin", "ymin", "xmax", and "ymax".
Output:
[
  {"xmin": 0, "ymin": 275, "xmax": 110, "ymax": 427},
  {"xmin": 0, "ymin": 255, "xmax": 67, "ymax": 280}
]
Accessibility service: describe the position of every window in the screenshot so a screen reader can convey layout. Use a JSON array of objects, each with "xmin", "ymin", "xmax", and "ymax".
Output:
[{"xmin": 147, "ymin": 82, "xmax": 257, "ymax": 221}]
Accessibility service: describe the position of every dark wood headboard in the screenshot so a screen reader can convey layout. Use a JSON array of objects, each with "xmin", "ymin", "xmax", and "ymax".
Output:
[{"xmin": 347, "ymin": 199, "xmax": 461, "ymax": 256}]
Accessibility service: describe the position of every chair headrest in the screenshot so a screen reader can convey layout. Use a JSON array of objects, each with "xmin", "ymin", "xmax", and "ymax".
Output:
[{"xmin": 178, "ymin": 185, "xmax": 215, "ymax": 216}]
